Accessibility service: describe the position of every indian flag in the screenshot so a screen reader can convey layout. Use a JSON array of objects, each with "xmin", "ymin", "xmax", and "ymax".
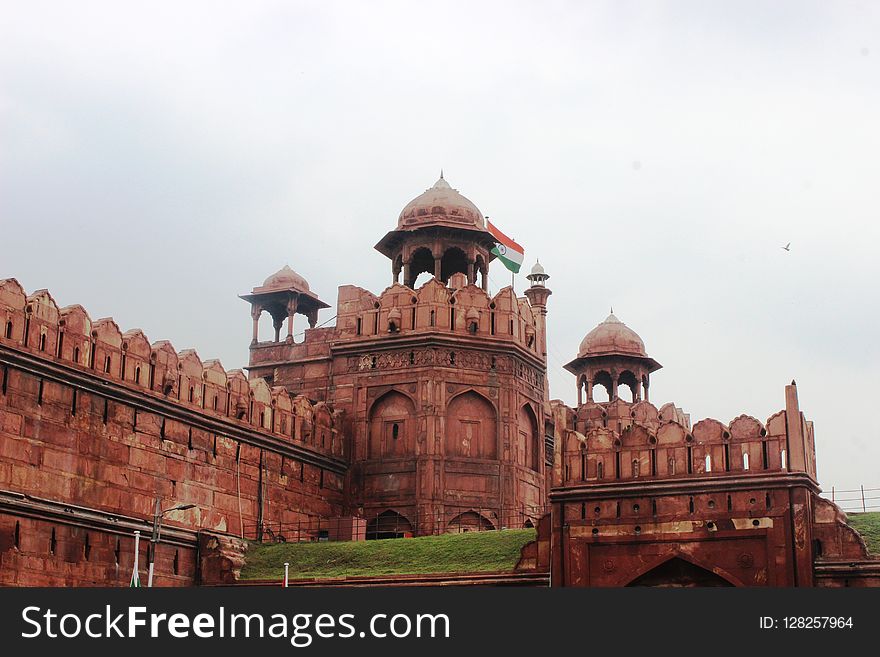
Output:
[{"xmin": 487, "ymin": 220, "xmax": 524, "ymax": 274}]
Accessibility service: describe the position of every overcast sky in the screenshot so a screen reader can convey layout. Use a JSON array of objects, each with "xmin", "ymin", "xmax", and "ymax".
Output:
[{"xmin": 1, "ymin": 1, "xmax": 878, "ymax": 498}]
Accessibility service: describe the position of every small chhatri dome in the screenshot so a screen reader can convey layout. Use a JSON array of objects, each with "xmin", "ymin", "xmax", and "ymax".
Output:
[
  {"xmin": 530, "ymin": 261, "xmax": 545, "ymax": 276},
  {"xmin": 259, "ymin": 265, "xmax": 310, "ymax": 292},
  {"xmin": 397, "ymin": 174, "xmax": 485, "ymax": 229},
  {"xmin": 578, "ymin": 313, "xmax": 647, "ymax": 358}
]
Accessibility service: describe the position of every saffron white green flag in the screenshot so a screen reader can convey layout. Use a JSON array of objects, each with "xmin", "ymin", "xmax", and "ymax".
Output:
[
  {"xmin": 130, "ymin": 531, "xmax": 141, "ymax": 587},
  {"xmin": 487, "ymin": 220, "xmax": 524, "ymax": 274}
]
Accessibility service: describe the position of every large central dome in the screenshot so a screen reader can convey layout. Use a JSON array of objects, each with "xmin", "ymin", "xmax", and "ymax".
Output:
[{"xmin": 397, "ymin": 175, "xmax": 485, "ymax": 229}]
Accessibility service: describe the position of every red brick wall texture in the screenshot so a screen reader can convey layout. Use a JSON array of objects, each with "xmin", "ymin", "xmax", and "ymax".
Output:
[{"xmin": 0, "ymin": 278, "xmax": 345, "ymax": 586}]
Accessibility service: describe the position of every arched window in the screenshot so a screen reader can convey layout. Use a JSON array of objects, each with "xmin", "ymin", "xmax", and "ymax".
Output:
[
  {"xmin": 518, "ymin": 404, "xmax": 540, "ymax": 472},
  {"xmin": 617, "ymin": 370, "xmax": 638, "ymax": 402},
  {"xmin": 591, "ymin": 371, "xmax": 612, "ymax": 403},
  {"xmin": 408, "ymin": 247, "xmax": 435, "ymax": 288},
  {"xmin": 440, "ymin": 247, "xmax": 468, "ymax": 283},
  {"xmin": 4, "ymin": 321, "xmax": 12, "ymax": 339},
  {"xmin": 705, "ymin": 454, "xmax": 712, "ymax": 472},
  {"xmin": 742, "ymin": 450, "xmax": 750, "ymax": 470}
]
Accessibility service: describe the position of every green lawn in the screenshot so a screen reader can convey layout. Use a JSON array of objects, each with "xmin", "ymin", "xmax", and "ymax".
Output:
[
  {"xmin": 848, "ymin": 512, "xmax": 880, "ymax": 555},
  {"xmin": 241, "ymin": 528, "xmax": 537, "ymax": 580}
]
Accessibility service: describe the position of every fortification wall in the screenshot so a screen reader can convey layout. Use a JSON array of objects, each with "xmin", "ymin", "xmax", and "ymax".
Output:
[
  {"xmin": 0, "ymin": 278, "xmax": 347, "ymax": 586},
  {"xmin": 560, "ymin": 398, "xmax": 816, "ymax": 487}
]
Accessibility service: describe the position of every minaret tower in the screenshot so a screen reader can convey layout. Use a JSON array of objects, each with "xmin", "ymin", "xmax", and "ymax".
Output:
[{"xmin": 524, "ymin": 261, "xmax": 552, "ymax": 360}]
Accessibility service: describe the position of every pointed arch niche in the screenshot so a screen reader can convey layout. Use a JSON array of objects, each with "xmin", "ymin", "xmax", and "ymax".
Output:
[
  {"xmin": 446, "ymin": 391, "xmax": 497, "ymax": 459},
  {"xmin": 368, "ymin": 390, "xmax": 415, "ymax": 459}
]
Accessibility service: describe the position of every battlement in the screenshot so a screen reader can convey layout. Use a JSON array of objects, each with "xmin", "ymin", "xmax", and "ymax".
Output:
[
  {"xmin": 333, "ymin": 277, "xmax": 542, "ymax": 356},
  {"xmin": 558, "ymin": 392, "xmax": 816, "ymax": 486},
  {"xmin": 0, "ymin": 278, "xmax": 343, "ymax": 459}
]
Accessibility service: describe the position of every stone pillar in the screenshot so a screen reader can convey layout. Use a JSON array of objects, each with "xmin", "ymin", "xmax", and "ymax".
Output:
[
  {"xmin": 434, "ymin": 256, "xmax": 442, "ymax": 280},
  {"xmin": 586, "ymin": 379, "xmax": 593, "ymax": 402},
  {"xmin": 250, "ymin": 305, "xmax": 262, "ymax": 344},
  {"xmin": 784, "ymin": 380, "xmax": 806, "ymax": 472},
  {"xmin": 287, "ymin": 296, "xmax": 298, "ymax": 342},
  {"xmin": 403, "ymin": 260, "xmax": 411, "ymax": 288},
  {"xmin": 467, "ymin": 259, "xmax": 477, "ymax": 286},
  {"xmin": 611, "ymin": 376, "xmax": 618, "ymax": 401},
  {"xmin": 273, "ymin": 315, "xmax": 283, "ymax": 343}
]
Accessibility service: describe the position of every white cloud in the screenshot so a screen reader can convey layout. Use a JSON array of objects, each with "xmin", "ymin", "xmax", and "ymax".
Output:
[{"xmin": 1, "ymin": 0, "xmax": 878, "ymax": 491}]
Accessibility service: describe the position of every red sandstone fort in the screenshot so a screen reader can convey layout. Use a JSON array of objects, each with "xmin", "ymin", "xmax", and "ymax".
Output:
[{"xmin": 1, "ymin": 176, "xmax": 877, "ymax": 586}]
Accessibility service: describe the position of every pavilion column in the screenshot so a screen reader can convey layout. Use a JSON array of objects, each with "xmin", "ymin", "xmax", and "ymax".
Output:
[
  {"xmin": 250, "ymin": 306, "xmax": 262, "ymax": 344},
  {"xmin": 403, "ymin": 260, "xmax": 411, "ymax": 288},
  {"xmin": 434, "ymin": 257, "xmax": 442, "ymax": 280},
  {"xmin": 467, "ymin": 259, "xmax": 477, "ymax": 286},
  {"xmin": 287, "ymin": 296, "xmax": 298, "ymax": 342},
  {"xmin": 611, "ymin": 376, "xmax": 618, "ymax": 401},
  {"xmin": 273, "ymin": 315, "xmax": 283, "ymax": 343},
  {"xmin": 586, "ymin": 379, "xmax": 593, "ymax": 402},
  {"xmin": 481, "ymin": 267, "xmax": 488, "ymax": 291}
]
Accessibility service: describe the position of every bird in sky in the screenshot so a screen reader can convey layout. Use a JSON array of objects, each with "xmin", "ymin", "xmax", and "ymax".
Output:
[{"xmin": 781, "ymin": 242, "xmax": 791, "ymax": 251}]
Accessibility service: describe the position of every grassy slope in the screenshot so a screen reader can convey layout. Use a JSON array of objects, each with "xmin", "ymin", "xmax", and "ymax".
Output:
[
  {"xmin": 847, "ymin": 512, "xmax": 880, "ymax": 555},
  {"xmin": 241, "ymin": 528, "xmax": 536, "ymax": 580}
]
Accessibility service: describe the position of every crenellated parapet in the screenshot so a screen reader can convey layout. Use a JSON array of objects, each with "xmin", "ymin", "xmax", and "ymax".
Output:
[
  {"xmin": 558, "ymin": 392, "xmax": 812, "ymax": 486},
  {"xmin": 0, "ymin": 278, "xmax": 344, "ymax": 459},
  {"xmin": 333, "ymin": 277, "xmax": 542, "ymax": 357}
]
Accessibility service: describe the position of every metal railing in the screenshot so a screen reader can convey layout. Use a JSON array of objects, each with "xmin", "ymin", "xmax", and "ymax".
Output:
[
  {"xmin": 244, "ymin": 504, "xmax": 548, "ymax": 543},
  {"xmin": 822, "ymin": 485, "xmax": 880, "ymax": 513}
]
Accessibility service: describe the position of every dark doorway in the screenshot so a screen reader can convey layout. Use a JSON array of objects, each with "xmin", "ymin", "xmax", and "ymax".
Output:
[
  {"xmin": 626, "ymin": 557, "xmax": 735, "ymax": 587},
  {"xmin": 366, "ymin": 510, "xmax": 414, "ymax": 540}
]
